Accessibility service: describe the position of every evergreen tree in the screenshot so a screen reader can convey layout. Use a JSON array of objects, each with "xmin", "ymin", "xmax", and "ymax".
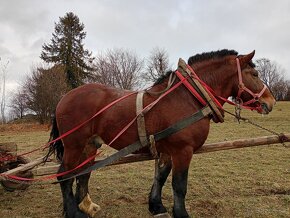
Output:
[{"xmin": 41, "ymin": 12, "xmax": 95, "ymax": 89}]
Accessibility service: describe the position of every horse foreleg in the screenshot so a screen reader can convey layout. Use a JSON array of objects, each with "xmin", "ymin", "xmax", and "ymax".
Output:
[
  {"xmin": 149, "ymin": 153, "xmax": 172, "ymax": 216},
  {"xmin": 76, "ymin": 173, "xmax": 101, "ymax": 218},
  {"xmin": 171, "ymin": 148, "xmax": 193, "ymax": 218},
  {"xmin": 58, "ymin": 163, "xmax": 88, "ymax": 218}
]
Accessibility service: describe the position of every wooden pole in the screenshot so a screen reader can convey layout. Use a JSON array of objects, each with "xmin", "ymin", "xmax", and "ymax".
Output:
[
  {"xmin": 196, "ymin": 133, "xmax": 290, "ymax": 154},
  {"xmin": 0, "ymin": 133, "xmax": 289, "ymax": 179},
  {"xmin": 1, "ymin": 157, "xmax": 44, "ymax": 176}
]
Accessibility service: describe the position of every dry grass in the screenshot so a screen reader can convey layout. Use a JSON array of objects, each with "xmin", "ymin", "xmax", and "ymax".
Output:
[{"xmin": 0, "ymin": 102, "xmax": 290, "ymax": 218}]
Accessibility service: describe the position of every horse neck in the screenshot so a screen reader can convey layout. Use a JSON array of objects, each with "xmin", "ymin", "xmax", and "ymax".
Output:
[{"xmin": 191, "ymin": 60, "xmax": 236, "ymax": 105}]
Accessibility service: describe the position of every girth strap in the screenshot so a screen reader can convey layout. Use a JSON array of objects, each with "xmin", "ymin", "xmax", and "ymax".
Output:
[{"xmin": 136, "ymin": 91, "xmax": 149, "ymax": 147}]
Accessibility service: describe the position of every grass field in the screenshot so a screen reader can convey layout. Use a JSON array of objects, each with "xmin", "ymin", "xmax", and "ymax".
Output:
[{"xmin": 0, "ymin": 102, "xmax": 290, "ymax": 218}]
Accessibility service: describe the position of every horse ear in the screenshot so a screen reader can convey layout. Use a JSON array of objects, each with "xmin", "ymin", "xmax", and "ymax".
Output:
[{"xmin": 239, "ymin": 50, "xmax": 255, "ymax": 68}]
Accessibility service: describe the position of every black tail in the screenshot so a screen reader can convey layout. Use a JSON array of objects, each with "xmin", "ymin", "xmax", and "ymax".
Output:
[{"xmin": 44, "ymin": 116, "xmax": 64, "ymax": 162}]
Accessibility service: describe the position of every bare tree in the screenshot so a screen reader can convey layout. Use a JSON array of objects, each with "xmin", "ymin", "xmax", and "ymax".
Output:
[
  {"xmin": 143, "ymin": 47, "xmax": 171, "ymax": 83},
  {"xmin": 9, "ymin": 88, "xmax": 28, "ymax": 119},
  {"xmin": 23, "ymin": 64, "xmax": 69, "ymax": 123},
  {"xmin": 255, "ymin": 58, "xmax": 289, "ymax": 100},
  {"xmin": 0, "ymin": 58, "xmax": 9, "ymax": 123},
  {"xmin": 94, "ymin": 49, "xmax": 143, "ymax": 90},
  {"xmin": 285, "ymin": 82, "xmax": 290, "ymax": 101}
]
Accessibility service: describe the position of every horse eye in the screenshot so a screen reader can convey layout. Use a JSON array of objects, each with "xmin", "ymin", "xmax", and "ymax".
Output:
[{"xmin": 253, "ymin": 73, "xmax": 258, "ymax": 77}]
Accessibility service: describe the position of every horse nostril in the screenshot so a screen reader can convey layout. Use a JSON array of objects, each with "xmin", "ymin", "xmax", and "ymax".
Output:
[{"xmin": 261, "ymin": 103, "xmax": 271, "ymax": 113}]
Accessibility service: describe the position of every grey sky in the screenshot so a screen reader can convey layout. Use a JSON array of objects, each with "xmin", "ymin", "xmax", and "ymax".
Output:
[{"xmin": 0, "ymin": 0, "xmax": 290, "ymax": 93}]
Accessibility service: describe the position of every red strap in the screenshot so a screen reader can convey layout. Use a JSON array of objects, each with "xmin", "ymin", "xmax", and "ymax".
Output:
[
  {"xmin": 184, "ymin": 65, "xmax": 223, "ymax": 109},
  {"xmin": 0, "ymin": 91, "xmax": 138, "ymax": 162},
  {"xmin": 186, "ymin": 63, "xmax": 265, "ymax": 112},
  {"xmin": 1, "ymin": 78, "xmax": 188, "ymax": 182},
  {"xmin": 108, "ymin": 77, "xmax": 187, "ymax": 146},
  {"xmin": 175, "ymin": 70, "xmax": 207, "ymax": 106}
]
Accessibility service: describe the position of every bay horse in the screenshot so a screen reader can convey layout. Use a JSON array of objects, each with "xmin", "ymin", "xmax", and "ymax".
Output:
[{"xmin": 47, "ymin": 50, "xmax": 275, "ymax": 218}]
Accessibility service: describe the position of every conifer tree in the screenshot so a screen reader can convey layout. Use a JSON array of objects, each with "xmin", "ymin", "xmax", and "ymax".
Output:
[{"xmin": 41, "ymin": 12, "xmax": 95, "ymax": 88}]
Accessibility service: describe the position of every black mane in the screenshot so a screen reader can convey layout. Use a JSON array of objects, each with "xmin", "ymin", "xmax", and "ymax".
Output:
[
  {"xmin": 153, "ymin": 71, "xmax": 174, "ymax": 85},
  {"xmin": 153, "ymin": 49, "xmax": 256, "ymax": 85},
  {"xmin": 188, "ymin": 49, "xmax": 256, "ymax": 68},
  {"xmin": 188, "ymin": 49, "xmax": 238, "ymax": 65}
]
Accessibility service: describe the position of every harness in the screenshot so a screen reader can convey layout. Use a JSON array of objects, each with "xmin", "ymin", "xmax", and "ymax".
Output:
[
  {"xmin": 135, "ymin": 57, "xmax": 268, "ymax": 158},
  {"xmin": 56, "ymin": 56, "xmax": 269, "ymax": 182},
  {"xmin": 55, "ymin": 59, "xmax": 216, "ymax": 182},
  {"xmin": 3, "ymin": 56, "xmax": 268, "ymax": 183}
]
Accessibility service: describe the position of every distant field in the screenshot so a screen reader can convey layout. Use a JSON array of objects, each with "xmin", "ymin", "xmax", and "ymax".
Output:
[{"xmin": 0, "ymin": 102, "xmax": 290, "ymax": 218}]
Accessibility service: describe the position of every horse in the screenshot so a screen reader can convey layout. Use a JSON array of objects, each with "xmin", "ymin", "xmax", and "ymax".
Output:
[{"xmin": 47, "ymin": 49, "xmax": 276, "ymax": 218}]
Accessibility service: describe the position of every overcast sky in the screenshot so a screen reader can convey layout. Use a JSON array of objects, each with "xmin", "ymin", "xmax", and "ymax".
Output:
[{"xmin": 0, "ymin": 0, "xmax": 290, "ymax": 94}]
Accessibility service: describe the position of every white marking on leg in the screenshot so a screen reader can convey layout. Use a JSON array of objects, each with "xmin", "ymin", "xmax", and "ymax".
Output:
[{"xmin": 79, "ymin": 193, "xmax": 101, "ymax": 218}]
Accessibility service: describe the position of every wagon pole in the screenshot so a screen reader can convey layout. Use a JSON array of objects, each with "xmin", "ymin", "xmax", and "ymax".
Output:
[
  {"xmin": 195, "ymin": 133, "xmax": 290, "ymax": 154},
  {"xmin": 0, "ymin": 133, "xmax": 289, "ymax": 180}
]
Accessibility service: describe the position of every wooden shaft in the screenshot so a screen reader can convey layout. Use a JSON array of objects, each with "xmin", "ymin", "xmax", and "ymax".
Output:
[
  {"xmin": 0, "ymin": 133, "xmax": 289, "ymax": 179},
  {"xmin": 1, "ymin": 157, "xmax": 44, "ymax": 176},
  {"xmin": 196, "ymin": 133, "xmax": 290, "ymax": 153}
]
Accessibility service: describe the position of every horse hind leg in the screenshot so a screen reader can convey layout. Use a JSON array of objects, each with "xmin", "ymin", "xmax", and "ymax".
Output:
[
  {"xmin": 76, "ymin": 173, "xmax": 101, "ymax": 218},
  {"xmin": 76, "ymin": 135, "xmax": 103, "ymax": 217},
  {"xmin": 58, "ymin": 163, "xmax": 88, "ymax": 218},
  {"xmin": 149, "ymin": 153, "xmax": 172, "ymax": 217}
]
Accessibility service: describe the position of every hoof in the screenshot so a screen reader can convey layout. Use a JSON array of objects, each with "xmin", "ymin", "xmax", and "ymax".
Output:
[
  {"xmin": 88, "ymin": 203, "xmax": 101, "ymax": 218},
  {"xmin": 79, "ymin": 194, "xmax": 101, "ymax": 218},
  {"xmin": 153, "ymin": 212, "xmax": 172, "ymax": 218}
]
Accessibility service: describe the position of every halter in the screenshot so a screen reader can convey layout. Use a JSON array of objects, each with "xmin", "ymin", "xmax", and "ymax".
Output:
[
  {"xmin": 236, "ymin": 58, "xmax": 267, "ymax": 106},
  {"xmin": 176, "ymin": 57, "xmax": 269, "ymax": 115}
]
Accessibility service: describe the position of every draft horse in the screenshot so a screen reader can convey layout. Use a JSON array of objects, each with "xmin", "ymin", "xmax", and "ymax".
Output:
[{"xmin": 47, "ymin": 50, "xmax": 275, "ymax": 218}]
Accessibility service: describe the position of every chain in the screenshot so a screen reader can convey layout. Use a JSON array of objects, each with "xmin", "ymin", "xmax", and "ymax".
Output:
[
  {"xmin": 234, "ymin": 102, "xmax": 242, "ymax": 123},
  {"xmin": 223, "ymin": 108, "xmax": 289, "ymax": 147}
]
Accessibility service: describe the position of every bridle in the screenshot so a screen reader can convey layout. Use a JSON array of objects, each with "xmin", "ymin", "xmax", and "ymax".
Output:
[{"xmin": 235, "ymin": 58, "xmax": 267, "ymax": 106}]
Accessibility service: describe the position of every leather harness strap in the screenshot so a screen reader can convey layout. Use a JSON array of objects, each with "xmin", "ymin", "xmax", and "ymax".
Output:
[
  {"xmin": 55, "ymin": 105, "xmax": 212, "ymax": 182},
  {"xmin": 136, "ymin": 91, "xmax": 149, "ymax": 147},
  {"xmin": 136, "ymin": 91, "xmax": 159, "ymax": 158}
]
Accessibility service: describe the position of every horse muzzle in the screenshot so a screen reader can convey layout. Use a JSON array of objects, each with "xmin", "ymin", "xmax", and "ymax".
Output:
[{"xmin": 259, "ymin": 97, "xmax": 276, "ymax": 114}]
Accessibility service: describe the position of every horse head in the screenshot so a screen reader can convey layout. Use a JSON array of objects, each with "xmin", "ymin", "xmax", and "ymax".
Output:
[{"xmin": 234, "ymin": 51, "xmax": 276, "ymax": 114}]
